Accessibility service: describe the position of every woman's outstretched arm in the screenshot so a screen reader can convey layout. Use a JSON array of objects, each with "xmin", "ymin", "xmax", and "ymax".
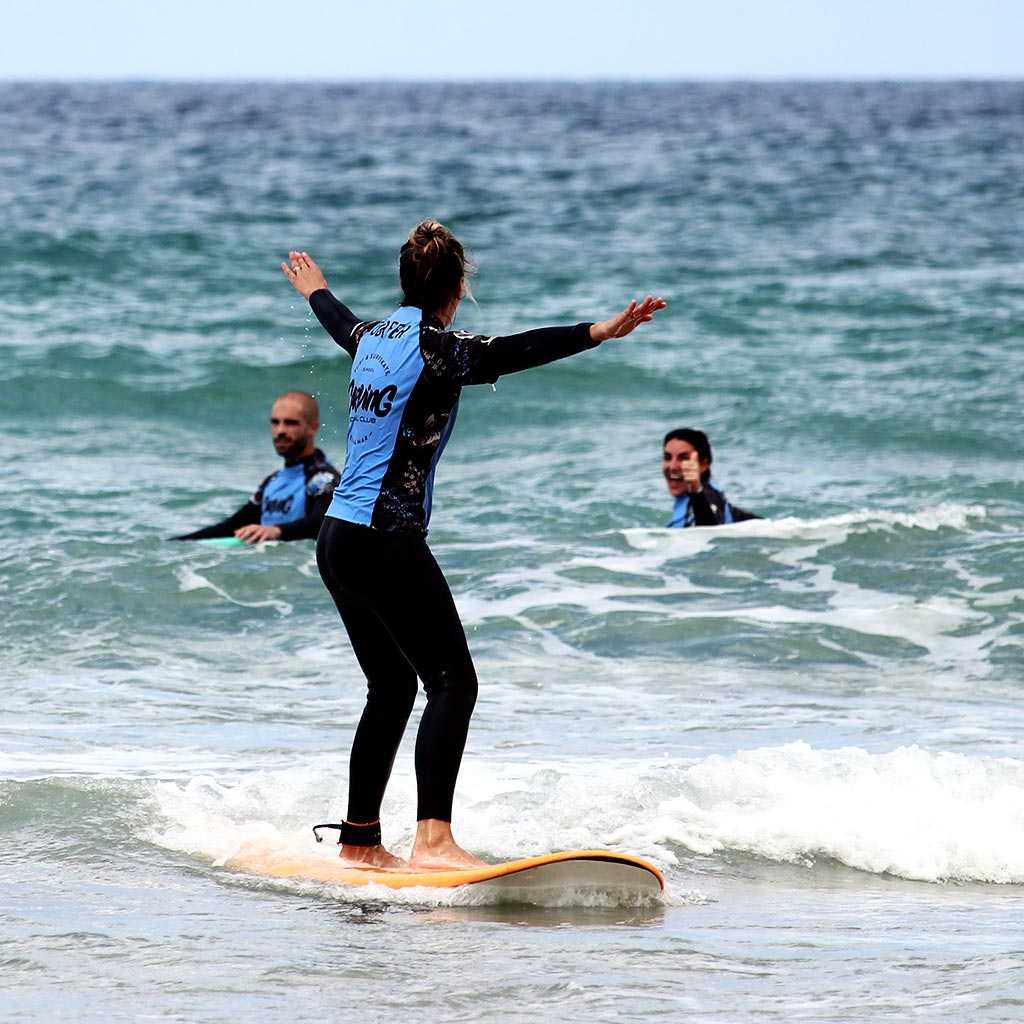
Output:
[
  {"xmin": 589, "ymin": 296, "xmax": 667, "ymax": 341},
  {"xmin": 282, "ymin": 251, "xmax": 362, "ymax": 357},
  {"xmin": 434, "ymin": 295, "xmax": 667, "ymax": 384}
]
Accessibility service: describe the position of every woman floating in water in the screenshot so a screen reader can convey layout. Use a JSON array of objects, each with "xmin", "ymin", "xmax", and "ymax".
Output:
[{"xmin": 662, "ymin": 428, "xmax": 760, "ymax": 528}]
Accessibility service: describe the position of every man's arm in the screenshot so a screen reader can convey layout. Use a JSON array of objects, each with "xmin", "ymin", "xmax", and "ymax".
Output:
[
  {"xmin": 171, "ymin": 501, "xmax": 260, "ymax": 540},
  {"xmin": 275, "ymin": 488, "xmax": 334, "ymax": 541}
]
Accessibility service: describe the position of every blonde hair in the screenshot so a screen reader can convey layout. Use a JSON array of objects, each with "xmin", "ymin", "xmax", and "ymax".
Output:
[{"xmin": 399, "ymin": 220, "xmax": 474, "ymax": 315}]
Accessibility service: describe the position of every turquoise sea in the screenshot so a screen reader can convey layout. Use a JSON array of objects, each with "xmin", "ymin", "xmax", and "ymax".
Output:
[{"xmin": 2, "ymin": 80, "xmax": 1024, "ymax": 1022}]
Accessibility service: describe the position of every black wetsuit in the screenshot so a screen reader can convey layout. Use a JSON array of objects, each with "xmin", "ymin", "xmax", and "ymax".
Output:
[
  {"xmin": 309, "ymin": 288, "xmax": 599, "ymax": 828},
  {"xmin": 667, "ymin": 480, "xmax": 761, "ymax": 529},
  {"xmin": 174, "ymin": 448, "xmax": 340, "ymax": 541}
]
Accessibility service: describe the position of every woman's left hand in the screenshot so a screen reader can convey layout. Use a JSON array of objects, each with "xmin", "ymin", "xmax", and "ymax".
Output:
[
  {"xmin": 282, "ymin": 251, "xmax": 329, "ymax": 299},
  {"xmin": 590, "ymin": 295, "xmax": 667, "ymax": 342}
]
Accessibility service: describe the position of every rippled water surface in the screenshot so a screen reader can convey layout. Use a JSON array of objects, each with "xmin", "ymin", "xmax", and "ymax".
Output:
[{"xmin": 3, "ymin": 80, "xmax": 1024, "ymax": 1023}]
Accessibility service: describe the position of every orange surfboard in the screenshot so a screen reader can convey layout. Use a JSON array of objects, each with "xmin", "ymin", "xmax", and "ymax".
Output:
[{"xmin": 231, "ymin": 847, "xmax": 664, "ymax": 895}]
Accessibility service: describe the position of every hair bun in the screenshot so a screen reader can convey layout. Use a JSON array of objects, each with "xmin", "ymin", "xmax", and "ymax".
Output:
[
  {"xmin": 399, "ymin": 220, "xmax": 472, "ymax": 315},
  {"xmin": 408, "ymin": 219, "xmax": 448, "ymax": 250}
]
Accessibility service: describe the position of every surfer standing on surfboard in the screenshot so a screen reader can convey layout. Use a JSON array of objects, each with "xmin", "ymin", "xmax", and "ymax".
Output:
[{"xmin": 283, "ymin": 221, "xmax": 665, "ymax": 871}]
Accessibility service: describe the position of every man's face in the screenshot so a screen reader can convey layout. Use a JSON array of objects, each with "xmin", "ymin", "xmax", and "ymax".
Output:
[
  {"xmin": 662, "ymin": 438, "xmax": 708, "ymax": 497},
  {"xmin": 270, "ymin": 398, "xmax": 317, "ymax": 462}
]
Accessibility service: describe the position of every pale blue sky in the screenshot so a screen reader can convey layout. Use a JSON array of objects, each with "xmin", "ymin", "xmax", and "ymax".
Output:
[{"xmin": 2, "ymin": 0, "xmax": 1020, "ymax": 80}]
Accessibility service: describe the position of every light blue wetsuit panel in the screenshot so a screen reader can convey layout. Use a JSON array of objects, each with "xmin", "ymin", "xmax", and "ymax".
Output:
[
  {"xmin": 667, "ymin": 494, "xmax": 693, "ymax": 529},
  {"xmin": 327, "ymin": 306, "xmax": 428, "ymax": 527},
  {"xmin": 260, "ymin": 462, "xmax": 308, "ymax": 525}
]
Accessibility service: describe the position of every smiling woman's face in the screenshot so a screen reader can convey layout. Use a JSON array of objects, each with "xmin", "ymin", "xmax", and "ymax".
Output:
[{"xmin": 662, "ymin": 438, "xmax": 708, "ymax": 496}]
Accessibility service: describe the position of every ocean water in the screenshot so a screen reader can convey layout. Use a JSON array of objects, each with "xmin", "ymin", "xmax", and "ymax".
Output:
[{"xmin": 2, "ymin": 80, "xmax": 1024, "ymax": 1022}]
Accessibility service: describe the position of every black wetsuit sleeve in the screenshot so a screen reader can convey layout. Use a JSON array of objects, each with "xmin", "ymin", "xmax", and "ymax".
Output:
[
  {"xmin": 689, "ymin": 484, "xmax": 761, "ymax": 526},
  {"xmin": 276, "ymin": 489, "xmax": 333, "ymax": 541},
  {"xmin": 688, "ymin": 489, "xmax": 730, "ymax": 527},
  {"xmin": 309, "ymin": 289, "xmax": 361, "ymax": 357},
  {"xmin": 729, "ymin": 505, "xmax": 762, "ymax": 522},
  {"xmin": 172, "ymin": 501, "xmax": 260, "ymax": 540},
  {"xmin": 433, "ymin": 323, "xmax": 599, "ymax": 385}
]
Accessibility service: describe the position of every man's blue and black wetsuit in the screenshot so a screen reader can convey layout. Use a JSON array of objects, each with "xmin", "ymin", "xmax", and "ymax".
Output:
[
  {"xmin": 667, "ymin": 481, "xmax": 760, "ymax": 529},
  {"xmin": 309, "ymin": 288, "xmax": 600, "ymax": 833},
  {"xmin": 174, "ymin": 449, "xmax": 340, "ymax": 541}
]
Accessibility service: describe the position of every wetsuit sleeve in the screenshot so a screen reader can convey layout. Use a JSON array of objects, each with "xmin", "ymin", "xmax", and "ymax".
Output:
[
  {"xmin": 729, "ymin": 505, "xmax": 762, "ymax": 522},
  {"xmin": 172, "ymin": 501, "xmax": 260, "ymax": 540},
  {"xmin": 689, "ymin": 484, "xmax": 761, "ymax": 526},
  {"xmin": 308, "ymin": 289, "xmax": 362, "ymax": 357},
  {"xmin": 431, "ymin": 323, "xmax": 599, "ymax": 385},
  {"xmin": 689, "ymin": 486, "xmax": 730, "ymax": 527},
  {"xmin": 276, "ymin": 489, "xmax": 334, "ymax": 541}
]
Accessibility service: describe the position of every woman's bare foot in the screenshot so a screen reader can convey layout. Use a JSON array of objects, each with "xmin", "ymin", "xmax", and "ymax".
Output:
[
  {"xmin": 339, "ymin": 844, "xmax": 406, "ymax": 870},
  {"xmin": 408, "ymin": 819, "xmax": 487, "ymax": 871}
]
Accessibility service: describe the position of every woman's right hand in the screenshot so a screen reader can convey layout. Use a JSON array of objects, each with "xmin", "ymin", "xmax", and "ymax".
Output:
[
  {"xmin": 281, "ymin": 251, "xmax": 328, "ymax": 299},
  {"xmin": 590, "ymin": 295, "xmax": 666, "ymax": 342}
]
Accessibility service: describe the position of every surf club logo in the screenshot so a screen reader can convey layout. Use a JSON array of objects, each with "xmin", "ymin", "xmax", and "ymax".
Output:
[
  {"xmin": 349, "ymin": 379, "xmax": 398, "ymax": 417},
  {"xmin": 263, "ymin": 495, "xmax": 294, "ymax": 517}
]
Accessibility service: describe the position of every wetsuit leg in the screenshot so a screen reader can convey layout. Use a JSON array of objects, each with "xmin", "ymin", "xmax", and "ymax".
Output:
[
  {"xmin": 317, "ymin": 518, "xmax": 478, "ymax": 825},
  {"xmin": 334, "ymin": 591, "xmax": 419, "ymax": 826},
  {"xmin": 318, "ymin": 521, "xmax": 417, "ymax": 825}
]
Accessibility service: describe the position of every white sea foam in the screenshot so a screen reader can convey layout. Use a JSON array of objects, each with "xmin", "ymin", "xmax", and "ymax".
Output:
[
  {"xmin": 622, "ymin": 502, "xmax": 987, "ymax": 549},
  {"xmin": 449, "ymin": 503, "xmax": 1000, "ymax": 668},
  {"xmin": 642, "ymin": 742, "xmax": 1024, "ymax": 884},
  {"xmin": 149, "ymin": 741, "xmax": 1024, "ymax": 892},
  {"xmin": 148, "ymin": 760, "xmax": 671, "ymax": 907},
  {"xmin": 175, "ymin": 566, "xmax": 293, "ymax": 615}
]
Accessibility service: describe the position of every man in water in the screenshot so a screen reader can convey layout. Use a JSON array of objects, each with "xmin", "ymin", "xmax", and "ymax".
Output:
[
  {"xmin": 663, "ymin": 428, "xmax": 760, "ymax": 528},
  {"xmin": 174, "ymin": 391, "xmax": 340, "ymax": 544}
]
